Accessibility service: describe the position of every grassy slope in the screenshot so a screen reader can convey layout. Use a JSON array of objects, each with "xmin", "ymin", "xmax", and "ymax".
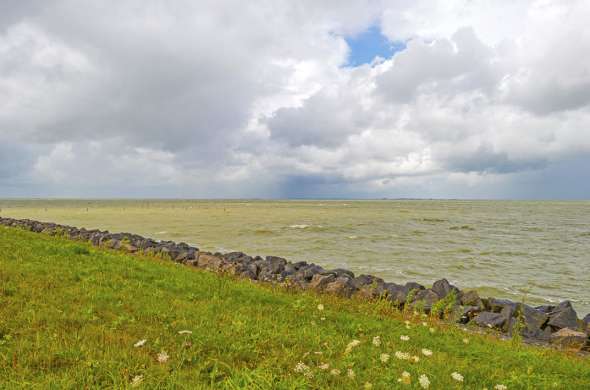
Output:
[{"xmin": 0, "ymin": 227, "xmax": 588, "ymax": 389}]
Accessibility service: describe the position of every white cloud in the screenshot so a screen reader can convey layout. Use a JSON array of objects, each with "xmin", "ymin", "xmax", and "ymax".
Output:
[{"xmin": 1, "ymin": 1, "xmax": 590, "ymax": 198}]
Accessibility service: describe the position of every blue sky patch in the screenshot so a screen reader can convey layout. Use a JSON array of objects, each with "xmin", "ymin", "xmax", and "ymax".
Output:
[{"xmin": 345, "ymin": 25, "xmax": 405, "ymax": 67}]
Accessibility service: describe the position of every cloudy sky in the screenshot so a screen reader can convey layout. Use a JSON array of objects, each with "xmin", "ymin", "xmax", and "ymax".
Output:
[{"xmin": 1, "ymin": 0, "xmax": 590, "ymax": 199}]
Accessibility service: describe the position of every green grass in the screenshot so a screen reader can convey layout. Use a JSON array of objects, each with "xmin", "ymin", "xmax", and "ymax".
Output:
[{"xmin": 0, "ymin": 227, "xmax": 588, "ymax": 389}]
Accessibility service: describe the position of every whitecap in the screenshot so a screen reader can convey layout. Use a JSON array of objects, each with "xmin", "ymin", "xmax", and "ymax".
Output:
[{"xmin": 289, "ymin": 224, "xmax": 309, "ymax": 229}]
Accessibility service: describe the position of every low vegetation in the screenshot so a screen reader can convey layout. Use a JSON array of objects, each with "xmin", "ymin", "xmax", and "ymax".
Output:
[{"xmin": 0, "ymin": 226, "xmax": 589, "ymax": 388}]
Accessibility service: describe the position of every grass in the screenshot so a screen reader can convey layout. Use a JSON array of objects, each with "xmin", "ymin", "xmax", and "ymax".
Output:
[{"xmin": 0, "ymin": 227, "xmax": 589, "ymax": 389}]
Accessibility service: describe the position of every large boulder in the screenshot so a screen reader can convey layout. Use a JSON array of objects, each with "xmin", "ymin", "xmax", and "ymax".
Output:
[
  {"xmin": 432, "ymin": 278, "xmax": 459, "ymax": 299},
  {"xmin": 474, "ymin": 311, "xmax": 507, "ymax": 330},
  {"xmin": 518, "ymin": 304, "xmax": 549, "ymax": 339},
  {"xmin": 351, "ymin": 274, "xmax": 384, "ymax": 290},
  {"xmin": 547, "ymin": 301, "xmax": 579, "ymax": 331},
  {"xmin": 550, "ymin": 328, "xmax": 588, "ymax": 350},
  {"xmin": 355, "ymin": 281, "xmax": 387, "ymax": 300},
  {"xmin": 384, "ymin": 283, "xmax": 408, "ymax": 305},
  {"xmin": 308, "ymin": 273, "xmax": 336, "ymax": 291},
  {"xmin": 324, "ymin": 276, "xmax": 357, "ymax": 297},
  {"xmin": 460, "ymin": 290, "xmax": 484, "ymax": 310},
  {"xmin": 413, "ymin": 289, "xmax": 441, "ymax": 312}
]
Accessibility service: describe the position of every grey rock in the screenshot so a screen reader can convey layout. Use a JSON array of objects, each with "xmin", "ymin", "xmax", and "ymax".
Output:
[
  {"xmin": 324, "ymin": 276, "xmax": 357, "ymax": 297},
  {"xmin": 308, "ymin": 273, "xmax": 336, "ymax": 291},
  {"xmin": 413, "ymin": 289, "xmax": 441, "ymax": 312},
  {"xmin": 547, "ymin": 301, "xmax": 579, "ymax": 331},
  {"xmin": 518, "ymin": 304, "xmax": 549, "ymax": 339},
  {"xmin": 432, "ymin": 278, "xmax": 459, "ymax": 299},
  {"xmin": 351, "ymin": 274, "xmax": 384, "ymax": 290},
  {"xmin": 475, "ymin": 311, "xmax": 507, "ymax": 330},
  {"xmin": 460, "ymin": 290, "xmax": 484, "ymax": 309},
  {"xmin": 322, "ymin": 268, "xmax": 355, "ymax": 279}
]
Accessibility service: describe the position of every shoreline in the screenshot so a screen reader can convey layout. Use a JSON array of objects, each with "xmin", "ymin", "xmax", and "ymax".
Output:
[{"xmin": 1, "ymin": 215, "xmax": 588, "ymax": 352}]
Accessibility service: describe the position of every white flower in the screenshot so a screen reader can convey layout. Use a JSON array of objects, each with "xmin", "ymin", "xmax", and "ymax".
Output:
[
  {"xmin": 330, "ymin": 368, "xmax": 341, "ymax": 376},
  {"xmin": 380, "ymin": 353, "xmax": 390, "ymax": 363},
  {"xmin": 429, "ymin": 327, "xmax": 435, "ymax": 333},
  {"xmin": 421, "ymin": 348, "xmax": 433, "ymax": 357},
  {"xmin": 317, "ymin": 304, "xmax": 324, "ymax": 311},
  {"xmin": 178, "ymin": 330, "xmax": 192, "ymax": 335},
  {"xmin": 318, "ymin": 363, "xmax": 330, "ymax": 370},
  {"xmin": 422, "ymin": 322, "xmax": 428, "ymax": 327},
  {"xmin": 451, "ymin": 372, "xmax": 464, "ymax": 382},
  {"xmin": 395, "ymin": 351, "xmax": 411, "ymax": 360},
  {"xmin": 418, "ymin": 374, "xmax": 430, "ymax": 389},
  {"xmin": 463, "ymin": 338, "xmax": 470, "ymax": 344},
  {"xmin": 294, "ymin": 362, "xmax": 310, "ymax": 373},
  {"xmin": 345, "ymin": 339, "xmax": 361, "ymax": 353},
  {"xmin": 157, "ymin": 351, "xmax": 169, "ymax": 363},
  {"xmin": 494, "ymin": 385, "xmax": 507, "ymax": 390},
  {"xmin": 398, "ymin": 371, "xmax": 411, "ymax": 385},
  {"xmin": 400, "ymin": 335, "xmax": 410, "ymax": 341},
  {"xmin": 363, "ymin": 383, "xmax": 373, "ymax": 389},
  {"xmin": 411, "ymin": 355, "xmax": 420, "ymax": 363},
  {"xmin": 404, "ymin": 320, "xmax": 411, "ymax": 325},
  {"xmin": 347, "ymin": 368, "xmax": 355, "ymax": 379},
  {"xmin": 131, "ymin": 375, "xmax": 144, "ymax": 387},
  {"xmin": 133, "ymin": 339, "xmax": 147, "ymax": 348},
  {"xmin": 372, "ymin": 336, "xmax": 381, "ymax": 347},
  {"xmin": 320, "ymin": 317, "xmax": 326, "ymax": 321}
]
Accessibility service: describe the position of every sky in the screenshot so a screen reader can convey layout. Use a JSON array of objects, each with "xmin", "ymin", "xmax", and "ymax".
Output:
[{"xmin": 1, "ymin": 0, "xmax": 590, "ymax": 199}]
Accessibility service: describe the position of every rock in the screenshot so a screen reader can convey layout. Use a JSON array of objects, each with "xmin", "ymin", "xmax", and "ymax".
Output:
[
  {"xmin": 432, "ymin": 278, "xmax": 459, "ymax": 299},
  {"xmin": 535, "ymin": 305, "xmax": 555, "ymax": 314},
  {"xmin": 384, "ymin": 283, "xmax": 408, "ymax": 305},
  {"xmin": 474, "ymin": 311, "xmax": 507, "ymax": 330},
  {"xmin": 488, "ymin": 298, "xmax": 517, "ymax": 313},
  {"xmin": 296, "ymin": 265, "xmax": 325, "ymax": 282},
  {"xmin": 308, "ymin": 273, "xmax": 336, "ymax": 291},
  {"xmin": 550, "ymin": 328, "xmax": 588, "ymax": 350},
  {"xmin": 547, "ymin": 301, "xmax": 579, "ymax": 331},
  {"xmin": 404, "ymin": 282, "xmax": 425, "ymax": 293},
  {"xmin": 197, "ymin": 253, "xmax": 224, "ymax": 270},
  {"xmin": 458, "ymin": 305, "xmax": 482, "ymax": 324},
  {"xmin": 583, "ymin": 314, "xmax": 590, "ymax": 330},
  {"xmin": 351, "ymin": 274, "xmax": 384, "ymax": 290},
  {"xmin": 518, "ymin": 304, "xmax": 549, "ymax": 339},
  {"xmin": 355, "ymin": 281, "xmax": 387, "ymax": 300},
  {"xmin": 324, "ymin": 276, "xmax": 357, "ymax": 297},
  {"xmin": 321, "ymin": 268, "xmax": 355, "ymax": 279},
  {"xmin": 460, "ymin": 290, "xmax": 484, "ymax": 309},
  {"xmin": 413, "ymin": 289, "xmax": 440, "ymax": 312}
]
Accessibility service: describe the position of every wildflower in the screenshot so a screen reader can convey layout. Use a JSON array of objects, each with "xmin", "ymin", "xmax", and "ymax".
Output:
[
  {"xmin": 495, "ymin": 385, "xmax": 507, "ymax": 390},
  {"xmin": 294, "ymin": 362, "xmax": 310, "ymax": 373},
  {"xmin": 345, "ymin": 339, "xmax": 361, "ymax": 353},
  {"xmin": 347, "ymin": 368, "xmax": 355, "ymax": 379},
  {"xmin": 404, "ymin": 320, "xmax": 411, "ymax": 325},
  {"xmin": 330, "ymin": 368, "xmax": 341, "ymax": 376},
  {"xmin": 178, "ymin": 330, "xmax": 192, "ymax": 335},
  {"xmin": 463, "ymin": 338, "xmax": 470, "ymax": 344},
  {"xmin": 314, "ymin": 351, "xmax": 323, "ymax": 355},
  {"xmin": 320, "ymin": 317, "xmax": 326, "ymax": 321},
  {"xmin": 398, "ymin": 371, "xmax": 411, "ymax": 385},
  {"xmin": 429, "ymin": 327, "xmax": 435, "ymax": 333},
  {"xmin": 372, "ymin": 336, "xmax": 381, "ymax": 347},
  {"xmin": 318, "ymin": 363, "xmax": 330, "ymax": 370},
  {"xmin": 380, "ymin": 353, "xmax": 390, "ymax": 363},
  {"xmin": 157, "ymin": 351, "xmax": 169, "ymax": 363},
  {"xmin": 418, "ymin": 374, "xmax": 430, "ymax": 389},
  {"xmin": 422, "ymin": 322, "xmax": 428, "ymax": 327},
  {"xmin": 395, "ymin": 351, "xmax": 411, "ymax": 360},
  {"xmin": 411, "ymin": 355, "xmax": 420, "ymax": 363},
  {"xmin": 363, "ymin": 383, "xmax": 373, "ymax": 389},
  {"xmin": 421, "ymin": 348, "xmax": 433, "ymax": 357},
  {"xmin": 304, "ymin": 371, "xmax": 314, "ymax": 379},
  {"xmin": 317, "ymin": 303, "xmax": 324, "ymax": 311},
  {"xmin": 134, "ymin": 339, "xmax": 147, "ymax": 348},
  {"xmin": 400, "ymin": 335, "xmax": 410, "ymax": 341},
  {"xmin": 131, "ymin": 375, "xmax": 144, "ymax": 387},
  {"xmin": 451, "ymin": 372, "xmax": 464, "ymax": 382}
]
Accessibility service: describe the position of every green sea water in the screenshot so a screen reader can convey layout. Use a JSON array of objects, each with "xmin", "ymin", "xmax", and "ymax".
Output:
[{"xmin": 1, "ymin": 199, "xmax": 589, "ymax": 314}]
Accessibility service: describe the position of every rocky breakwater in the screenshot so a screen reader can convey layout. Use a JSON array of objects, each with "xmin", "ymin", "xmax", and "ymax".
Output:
[{"xmin": 1, "ymin": 216, "xmax": 589, "ymax": 352}]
